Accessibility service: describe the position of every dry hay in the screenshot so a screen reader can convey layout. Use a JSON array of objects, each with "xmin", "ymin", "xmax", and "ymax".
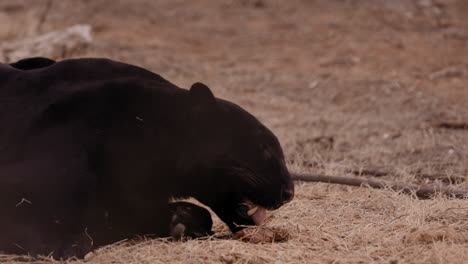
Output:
[
  {"xmin": 1, "ymin": 182, "xmax": 466, "ymax": 264},
  {"xmin": 234, "ymin": 226, "xmax": 291, "ymax": 243}
]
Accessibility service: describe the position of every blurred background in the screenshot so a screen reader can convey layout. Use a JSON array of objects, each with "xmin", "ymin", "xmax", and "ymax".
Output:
[{"xmin": 1, "ymin": 0, "xmax": 467, "ymax": 187}]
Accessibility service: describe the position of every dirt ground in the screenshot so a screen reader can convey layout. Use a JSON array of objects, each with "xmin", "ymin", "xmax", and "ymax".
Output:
[{"xmin": 0, "ymin": 0, "xmax": 467, "ymax": 263}]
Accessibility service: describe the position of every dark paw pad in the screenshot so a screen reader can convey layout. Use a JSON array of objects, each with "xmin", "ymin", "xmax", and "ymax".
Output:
[{"xmin": 168, "ymin": 202, "xmax": 213, "ymax": 240}]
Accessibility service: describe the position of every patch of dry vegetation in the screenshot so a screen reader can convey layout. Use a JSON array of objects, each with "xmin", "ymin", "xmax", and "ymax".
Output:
[{"xmin": 2, "ymin": 183, "xmax": 467, "ymax": 264}]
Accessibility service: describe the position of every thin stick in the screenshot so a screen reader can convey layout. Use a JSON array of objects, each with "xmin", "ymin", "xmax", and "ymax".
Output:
[
  {"xmin": 432, "ymin": 121, "xmax": 468, "ymax": 130},
  {"xmin": 325, "ymin": 164, "xmax": 464, "ymax": 183},
  {"xmin": 36, "ymin": 0, "xmax": 54, "ymax": 33},
  {"xmin": 292, "ymin": 173, "xmax": 468, "ymax": 199}
]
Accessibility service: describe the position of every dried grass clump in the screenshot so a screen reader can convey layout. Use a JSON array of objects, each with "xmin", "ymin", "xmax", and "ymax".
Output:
[
  {"xmin": 3, "ymin": 182, "xmax": 463, "ymax": 264},
  {"xmin": 403, "ymin": 226, "xmax": 468, "ymax": 245},
  {"xmin": 234, "ymin": 226, "xmax": 291, "ymax": 243}
]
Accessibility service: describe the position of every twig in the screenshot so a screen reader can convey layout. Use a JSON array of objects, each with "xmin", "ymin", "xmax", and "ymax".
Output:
[
  {"xmin": 333, "ymin": 164, "xmax": 464, "ymax": 183},
  {"xmin": 428, "ymin": 67, "xmax": 466, "ymax": 80},
  {"xmin": 444, "ymin": 207, "xmax": 468, "ymax": 212},
  {"xmin": 291, "ymin": 173, "xmax": 468, "ymax": 199},
  {"xmin": 345, "ymin": 167, "xmax": 388, "ymax": 177},
  {"xmin": 36, "ymin": 0, "xmax": 54, "ymax": 33},
  {"xmin": 15, "ymin": 198, "xmax": 32, "ymax": 207},
  {"xmin": 432, "ymin": 121, "xmax": 468, "ymax": 130},
  {"xmin": 84, "ymin": 227, "xmax": 94, "ymax": 247},
  {"xmin": 416, "ymin": 173, "xmax": 465, "ymax": 184}
]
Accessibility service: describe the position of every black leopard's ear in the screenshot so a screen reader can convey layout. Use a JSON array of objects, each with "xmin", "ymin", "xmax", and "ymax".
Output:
[
  {"xmin": 189, "ymin": 82, "xmax": 216, "ymax": 106},
  {"xmin": 10, "ymin": 57, "xmax": 56, "ymax": 70}
]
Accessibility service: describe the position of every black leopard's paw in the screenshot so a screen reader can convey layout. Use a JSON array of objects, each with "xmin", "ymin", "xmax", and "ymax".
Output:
[{"xmin": 168, "ymin": 202, "xmax": 213, "ymax": 240}]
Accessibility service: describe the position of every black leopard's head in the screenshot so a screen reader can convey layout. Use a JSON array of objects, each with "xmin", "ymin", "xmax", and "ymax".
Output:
[{"xmin": 179, "ymin": 82, "xmax": 294, "ymax": 232}]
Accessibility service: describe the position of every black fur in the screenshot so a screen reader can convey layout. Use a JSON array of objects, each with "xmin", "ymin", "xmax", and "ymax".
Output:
[
  {"xmin": 9, "ymin": 57, "xmax": 56, "ymax": 70},
  {"xmin": 0, "ymin": 58, "xmax": 294, "ymax": 258}
]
